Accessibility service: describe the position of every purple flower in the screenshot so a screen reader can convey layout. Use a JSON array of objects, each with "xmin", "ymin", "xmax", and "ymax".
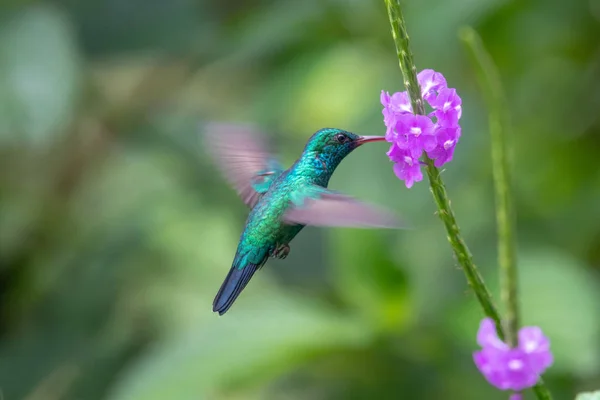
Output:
[
  {"xmin": 387, "ymin": 144, "xmax": 423, "ymax": 188},
  {"xmin": 381, "ymin": 91, "xmax": 413, "ymax": 141},
  {"xmin": 473, "ymin": 318, "xmax": 553, "ymax": 393},
  {"xmin": 518, "ymin": 325, "xmax": 553, "ymax": 372},
  {"xmin": 417, "ymin": 69, "xmax": 447, "ymax": 102},
  {"xmin": 395, "ymin": 114, "xmax": 436, "ymax": 158},
  {"xmin": 389, "ymin": 91, "xmax": 412, "ymax": 114},
  {"xmin": 381, "ymin": 69, "xmax": 462, "ymax": 187},
  {"xmin": 431, "ymin": 87, "xmax": 462, "ymax": 128},
  {"xmin": 426, "ymin": 126, "xmax": 460, "ymax": 167}
]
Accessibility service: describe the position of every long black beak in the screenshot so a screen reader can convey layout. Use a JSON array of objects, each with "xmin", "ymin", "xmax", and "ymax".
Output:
[{"xmin": 356, "ymin": 135, "xmax": 387, "ymax": 146}]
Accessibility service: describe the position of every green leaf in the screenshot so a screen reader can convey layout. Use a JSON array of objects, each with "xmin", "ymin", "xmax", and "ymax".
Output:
[
  {"xmin": 0, "ymin": 5, "xmax": 81, "ymax": 146},
  {"xmin": 106, "ymin": 296, "xmax": 371, "ymax": 400}
]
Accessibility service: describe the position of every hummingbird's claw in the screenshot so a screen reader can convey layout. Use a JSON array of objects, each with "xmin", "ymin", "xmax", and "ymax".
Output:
[{"xmin": 271, "ymin": 243, "xmax": 291, "ymax": 259}]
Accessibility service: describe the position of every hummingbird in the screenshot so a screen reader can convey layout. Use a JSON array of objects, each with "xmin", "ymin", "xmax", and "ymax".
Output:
[{"xmin": 203, "ymin": 123, "xmax": 401, "ymax": 315}]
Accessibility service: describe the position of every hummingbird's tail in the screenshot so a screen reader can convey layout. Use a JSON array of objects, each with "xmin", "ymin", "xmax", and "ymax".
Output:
[{"xmin": 213, "ymin": 249, "xmax": 268, "ymax": 315}]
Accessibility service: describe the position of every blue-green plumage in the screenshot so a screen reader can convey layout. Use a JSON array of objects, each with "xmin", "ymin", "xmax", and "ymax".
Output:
[{"xmin": 205, "ymin": 125, "xmax": 400, "ymax": 315}]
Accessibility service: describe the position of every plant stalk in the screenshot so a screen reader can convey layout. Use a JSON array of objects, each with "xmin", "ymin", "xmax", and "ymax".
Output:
[
  {"xmin": 383, "ymin": 0, "xmax": 502, "ymax": 331},
  {"xmin": 383, "ymin": 3, "xmax": 554, "ymax": 399},
  {"xmin": 460, "ymin": 26, "xmax": 553, "ymax": 400},
  {"xmin": 458, "ymin": 24, "xmax": 519, "ymax": 347}
]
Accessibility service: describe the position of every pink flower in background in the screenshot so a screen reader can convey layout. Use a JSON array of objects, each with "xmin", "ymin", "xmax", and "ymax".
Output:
[{"xmin": 473, "ymin": 318, "xmax": 553, "ymax": 397}]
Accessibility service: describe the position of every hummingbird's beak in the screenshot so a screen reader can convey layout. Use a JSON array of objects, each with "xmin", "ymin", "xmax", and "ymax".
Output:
[{"xmin": 356, "ymin": 135, "xmax": 387, "ymax": 146}]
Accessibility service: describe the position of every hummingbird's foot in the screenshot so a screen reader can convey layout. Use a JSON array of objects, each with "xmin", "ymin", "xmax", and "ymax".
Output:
[{"xmin": 271, "ymin": 243, "xmax": 291, "ymax": 259}]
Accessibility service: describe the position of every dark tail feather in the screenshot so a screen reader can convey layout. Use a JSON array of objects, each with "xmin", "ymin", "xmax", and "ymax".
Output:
[{"xmin": 212, "ymin": 263, "xmax": 259, "ymax": 315}]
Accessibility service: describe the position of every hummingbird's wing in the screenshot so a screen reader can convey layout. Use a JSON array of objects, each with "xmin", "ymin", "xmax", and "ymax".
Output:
[
  {"xmin": 283, "ymin": 184, "xmax": 401, "ymax": 228},
  {"xmin": 203, "ymin": 123, "xmax": 284, "ymax": 208}
]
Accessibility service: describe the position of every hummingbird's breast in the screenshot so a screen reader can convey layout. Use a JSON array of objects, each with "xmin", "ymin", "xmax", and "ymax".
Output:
[
  {"xmin": 237, "ymin": 153, "xmax": 337, "ymax": 254},
  {"xmin": 238, "ymin": 170, "xmax": 306, "ymax": 252}
]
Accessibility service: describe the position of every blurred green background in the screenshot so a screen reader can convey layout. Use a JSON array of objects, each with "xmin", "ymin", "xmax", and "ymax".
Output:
[{"xmin": 1, "ymin": 0, "xmax": 599, "ymax": 399}]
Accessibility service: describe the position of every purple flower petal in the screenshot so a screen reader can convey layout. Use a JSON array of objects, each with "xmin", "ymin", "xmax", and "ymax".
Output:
[
  {"xmin": 386, "ymin": 142, "xmax": 405, "ymax": 163},
  {"xmin": 474, "ymin": 347, "xmax": 508, "ymax": 389},
  {"xmin": 474, "ymin": 347, "xmax": 539, "ymax": 391},
  {"xmin": 472, "ymin": 318, "xmax": 553, "ymax": 394},
  {"xmin": 399, "ymin": 114, "xmax": 435, "ymax": 137},
  {"xmin": 417, "ymin": 69, "xmax": 447, "ymax": 103},
  {"xmin": 394, "ymin": 135, "xmax": 418, "ymax": 158},
  {"xmin": 390, "ymin": 91, "xmax": 412, "ymax": 113},
  {"xmin": 427, "ymin": 127, "xmax": 460, "ymax": 167},
  {"xmin": 380, "ymin": 90, "xmax": 391, "ymax": 107},
  {"xmin": 518, "ymin": 326, "xmax": 553, "ymax": 373},
  {"xmin": 395, "ymin": 114, "xmax": 436, "ymax": 157},
  {"xmin": 502, "ymin": 349, "xmax": 540, "ymax": 391},
  {"xmin": 519, "ymin": 326, "xmax": 550, "ymax": 354},
  {"xmin": 428, "ymin": 143, "xmax": 456, "ymax": 167},
  {"xmin": 476, "ymin": 318, "xmax": 510, "ymax": 351},
  {"xmin": 432, "ymin": 87, "xmax": 462, "ymax": 110},
  {"xmin": 432, "ymin": 88, "xmax": 462, "ymax": 128},
  {"xmin": 381, "ymin": 90, "xmax": 415, "ymax": 141},
  {"xmin": 509, "ymin": 394, "xmax": 523, "ymax": 400},
  {"xmin": 382, "ymin": 109, "xmax": 397, "ymax": 141},
  {"xmin": 419, "ymin": 133, "xmax": 437, "ymax": 153},
  {"xmin": 393, "ymin": 162, "xmax": 422, "ymax": 188},
  {"xmin": 436, "ymin": 108, "xmax": 461, "ymax": 128},
  {"xmin": 389, "ymin": 148, "xmax": 422, "ymax": 188}
]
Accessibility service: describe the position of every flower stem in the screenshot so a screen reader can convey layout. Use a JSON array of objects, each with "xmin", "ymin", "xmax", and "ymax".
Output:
[
  {"xmin": 383, "ymin": 5, "xmax": 553, "ymax": 399},
  {"xmin": 458, "ymin": 24, "xmax": 519, "ymax": 348},
  {"xmin": 383, "ymin": 0, "xmax": 502, "ymax": 331},
  {"xmin": 460, "ymin": 26, "xmax": 553, "ymax": 400}
]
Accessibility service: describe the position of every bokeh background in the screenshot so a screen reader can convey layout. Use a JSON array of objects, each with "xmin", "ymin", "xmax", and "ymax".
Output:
[{"xmin": 1, "ymin": 0, "xmax": 600, "ymax": 399}]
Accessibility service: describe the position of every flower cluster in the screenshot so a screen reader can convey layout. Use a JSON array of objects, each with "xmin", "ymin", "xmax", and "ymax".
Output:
[
  {"xmin": 473, "ymin": 318, "xmax": 553, "ymax": 396},
  {"xmin": 381, "ymin": 69, "xmax": 462, "ymax": 188}
]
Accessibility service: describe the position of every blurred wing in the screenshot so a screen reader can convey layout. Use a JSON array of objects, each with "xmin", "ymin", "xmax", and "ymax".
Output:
[
  {"xmin": 283, "ymin": 185, "xmax": 401, "ymax": 228},
  {"xmin": 203, "ymin": 123, "xmax": 284, "ymax": 208}
]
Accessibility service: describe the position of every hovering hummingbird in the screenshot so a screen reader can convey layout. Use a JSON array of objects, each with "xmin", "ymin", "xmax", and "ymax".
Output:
[{"xmin": 203, "ymin": 123, "xmax": 401, "ymax": 315}]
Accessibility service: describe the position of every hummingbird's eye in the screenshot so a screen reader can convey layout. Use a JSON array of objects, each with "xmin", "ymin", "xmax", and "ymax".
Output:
[{"xmin": 335, "ymin": 133, "xmax": 349, "ymax": 144}]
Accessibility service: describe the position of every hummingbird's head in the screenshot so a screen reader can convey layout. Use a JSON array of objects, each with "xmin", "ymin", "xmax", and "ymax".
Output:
[
  {"xmin": 304, "ymin": 128, "xmax": 386, "ymax": 162},
  {"xmin": 298, "ymin": 128, "xmax": 387, "ymax": 177}
]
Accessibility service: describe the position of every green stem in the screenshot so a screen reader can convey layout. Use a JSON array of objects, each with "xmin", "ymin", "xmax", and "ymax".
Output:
[
  {"xmin": 460, "ymin": 26, "xmax": 553, "ymax": 400},
  {"xmin": 382, "ymin": 2, "xmax": 556, "ymax": 399},
  {"xmin": 383, "ymin": 0, "xmax": 502, "ymax": 332},
  {"xmin": 458, "ymin": 25, "xmax": 519, "ymax": 347}
]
